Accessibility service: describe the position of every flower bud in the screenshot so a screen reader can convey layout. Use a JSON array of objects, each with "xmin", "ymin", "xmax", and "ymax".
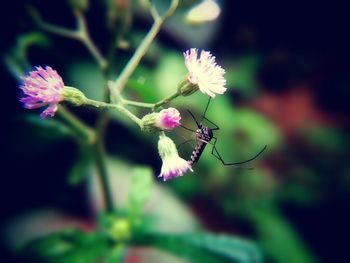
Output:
[
  {"xmin": 141, "ymin": 108, "xmax": 181, "ymax": 132},
  {"xmin": 185, "ymin": 0, "xmax": 221, "ymax": 25},
  {"xmin": 69, "ymin": 0, "xmax": 89, "ymax": 12},
  {"xmin": 109, "ymin": 218, "xmax": 131, "ymax": 241},
  {"xmin": 177, "ymin": 77, "xmax": 199, "ymax": 96},
  {"xmin": 19, "ymin": 66, "xmax": 89, "ymax": 118},
  {"xmin": 62, "ymin": 86, "xmax": 88, "ymax": 106}
]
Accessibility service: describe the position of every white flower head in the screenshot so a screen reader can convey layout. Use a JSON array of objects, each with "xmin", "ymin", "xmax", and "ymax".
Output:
[
  {"xmin": 183, "ymin": 48, "xmax": 226, "ymax": 98},
  {"xmin": 158, "ymin": 134, "xmax": 193, "ymax": 181}
]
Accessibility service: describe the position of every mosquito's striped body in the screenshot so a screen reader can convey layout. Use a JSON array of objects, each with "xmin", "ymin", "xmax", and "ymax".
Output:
[{"xmin": 188, "ymin": 126, "xmax": 213, "ymax": 166}]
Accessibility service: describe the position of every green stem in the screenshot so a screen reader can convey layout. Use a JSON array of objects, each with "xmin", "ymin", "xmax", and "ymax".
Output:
[
  {"xmin": 32, "ymin": 8, "xmax": 107, "ymax": 69},
  {"xmin": 122, "ymin": 99, "xmax": 154, "ymax": 108},
  {"xmin": 154, "ymin": 91, "xmax": 181, "ymax": 109},
  {"xmin": 31, "ymin": 6, "xmax": 113, "ymax": 215},
  {"xmin": 30, "ymin": 6, "xmax": 79, "ymax": 39},
  {"xmin": 85, "ymin": 99, "xmax": 142, "ymax": 128},
  {"xmin": 110, "ymin": 0, "xmax": 179, "ymax": 101},
  {"xmin": 92, "ymin": 141, "xmax": 114, "ymax": 213},
  {"xmin": 75, "ymin": 12, "xmax": 108, "ymax": 69},
  {"xmin": 109, "ymin": 90, "xmax": 181, "ymax": 111},
  {"xmin": 159, "ymin": 130, "xmax": 166, "ymax": 137},
  {"xmin": 110, "ymin": 20, "xmax": 163, "ymax": 101},
  {"xmin": 57, "ymin": 106, "xmax": 95, "ymax": 143}
]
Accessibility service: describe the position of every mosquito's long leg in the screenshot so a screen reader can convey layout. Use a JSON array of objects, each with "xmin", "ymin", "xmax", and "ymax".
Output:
[
  {"xmin": 201, "ymin": 97, "xmax": 212, "ymax": 122},
  {"xmin": 231, "ymin": 145, "xmax": 267, "ymax": 165},
  {"xmin": 187, "ymin": 110, "xmax": 201, "ymax": 128},
  {"xmin": 210, "ymin": 137, "xmax": 267, "ymax": 169},
  {"xmin": 202, "ymin": 117, "xmax": 220, "ymax": 130},
  {"xmin": 211, "ymin": 146, "xmax": 254, "ymax": 170},
  {"xmin": 212, "ymin": 142, "xmax": 267, "ymax": 165},
  {"xmin": 197, "ymin": 97, "xmax": 219, "ymax": 130},
  {"xmin": 210, "ymin": 137, "xmax": 229, "ymax": 165}
]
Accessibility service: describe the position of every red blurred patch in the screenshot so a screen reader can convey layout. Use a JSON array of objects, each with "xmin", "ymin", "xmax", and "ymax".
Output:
[{"xmin": 253, "ymin": 86, "xmax": 347, "ymax": 138}]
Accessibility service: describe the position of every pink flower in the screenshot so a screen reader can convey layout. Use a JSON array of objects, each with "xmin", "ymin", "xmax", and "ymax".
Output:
[
  {"xmin": 19, "ymin": 66, "xmax": 65, "ymax": 118},
  {"xmin": 158, "ymin": 134, "xmax": 193, "ymax": 181},
  {"xmin": 184, "ymin": 48, "xmax": 226, "ymax": 98},
  {"xmin": 155, "ymin": 108, "xmax": 181, "ymax": 130}
]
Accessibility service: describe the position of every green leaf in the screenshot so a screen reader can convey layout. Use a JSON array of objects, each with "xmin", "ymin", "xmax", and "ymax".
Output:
[
  {"xmin": 126, "ymin": 73, "xmax": 159, "ymax": 102},
  {"xmin": 105, "ymin": 244, "xmax": 127, "ymax": 263},
  {"xmin": 132, "ymin": 232, "xmax": 262, "ymax": 263},
  {"xmin": 4, "ymin": 31, "xmax": 50, "ymax": 78},
  {"xmin": 11, "ymin": 115, "xmax": 74, "ymax": 155},
  {"xmin": 153, "ymin": 51, "xmax": 187, "ymax": 98},
  {"xmin": 225, "ymin": 55, "xmax": 261, "ymax": 97},
  {"xmin": 252, "ymin": 209, "xmax": 316, "ymax": 263},
  {"xmin": 22, "ymin": 115, "xmax": 73, "ymax": 139},
  {"xmin": 128, "ymin": 167, "xmax": 154, "ymax": 221},
  {"xmin": 19, "ymin": 229, "xmax": 109, "ymax": 263},
  {"xmin": 301, "ymin": 124, "xmax": 346, "ymax": 152},
  {"xmin": 65, "ymin": 61, "xmax": 105, "ymax": 101}
]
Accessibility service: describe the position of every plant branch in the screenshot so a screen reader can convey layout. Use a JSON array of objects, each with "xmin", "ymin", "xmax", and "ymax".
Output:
[
  {"xmin": 109, "ymin": 0, "xmax": 179, "ymax": 102},
  {"xmin": 121, "ymin": 99, "xmax": 154, "ymax": 108},
  {"xmin": 92, "ymin": 140, "xmax": 114, "ymax": 213},
  {"xmin": 112, "ymin": 91, "xmax": 182, "ymax": 110},
  {"xmin": 84, "ymin": 99, "xmax": 142, "ymax": 128},
  {"xmin": 30, "ymin": 7, "xmax": 107, "ymax": 69},
  {"xmin": 154, "ymin": 91, "xmax": 181, "ymax": 109},
  {"xmin": 75, "ymin": 11, "xmax": 108, "ymax": 69},
  {"xmin": 57, "ymin": 106, "xmax": 95, "ymax": 143}
]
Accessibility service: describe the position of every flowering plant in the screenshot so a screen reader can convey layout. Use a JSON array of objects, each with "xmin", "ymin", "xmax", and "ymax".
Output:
[{"xmin": 4, "ymin": 1, "xmax": 267, "ymax": 263}]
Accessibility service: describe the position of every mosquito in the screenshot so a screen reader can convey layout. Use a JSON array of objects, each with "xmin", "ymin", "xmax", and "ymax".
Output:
[{"xmin": 179, "ymin": 98, "xmax": 267, "ymax": 169}]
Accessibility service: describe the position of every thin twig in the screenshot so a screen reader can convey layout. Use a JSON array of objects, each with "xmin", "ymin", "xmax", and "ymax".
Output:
[
  {"xmin": 109, "ymin": 0, "xmax": 179, "ymax": 102},
  {"xmin": 31, "ymin": 8, "xmax": 107, "ymax": 69},
  {"xmin": 57, "ymin": 106, "xmax": 96, "ymax": 144}
]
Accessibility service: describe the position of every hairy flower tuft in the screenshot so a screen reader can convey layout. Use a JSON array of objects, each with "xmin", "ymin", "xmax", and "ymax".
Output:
[
  {"xmin": 182, "ymin": 48, "xmax": 226, "ymax": 98},
  {"xmin": 142, "ymin": 108, "xmax": 181, "ymax": 132},
  {"xmin": 19, "ymin": 66, "xmax": 65, "ymax": 118},
  {"xmin": 158, "ymin": 134, "xmax": 192, "ymax": 181}
]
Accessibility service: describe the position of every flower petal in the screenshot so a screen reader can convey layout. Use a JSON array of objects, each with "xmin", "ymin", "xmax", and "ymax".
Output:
[{"xmin": 19, "ymin": 66, "xmax": 65, "ymax": 118}]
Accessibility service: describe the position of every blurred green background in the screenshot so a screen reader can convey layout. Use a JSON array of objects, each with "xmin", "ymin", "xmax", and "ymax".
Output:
[{"xmin": 1, "ymin": 1, "xmax": 350, "ymax": 262}]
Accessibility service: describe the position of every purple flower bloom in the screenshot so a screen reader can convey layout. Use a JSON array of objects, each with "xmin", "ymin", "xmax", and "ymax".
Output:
[
  {"xmin": 158, "ymin": 134, "xmax": 193, "ymax": 181},
  {"xmin": 141, "ymin": 108, "xmax": 181, "ymax": 132},
  {"xmin": 19, "ymin": 66, "xmax": 65, "ymax": 118},
  {"xmin": 155, "ymin": 108, "xmax": 181, "ymax": 130},
  {"xmin": 184, "ymin": 48, "xmax": 226, "ymax": 98}
]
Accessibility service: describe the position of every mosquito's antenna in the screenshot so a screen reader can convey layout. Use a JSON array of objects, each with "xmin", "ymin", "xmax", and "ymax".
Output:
[
  {"xmin": 177, "ymin": 139, "xmax": 194, "ymax": 150},
  {"xmin": 229, "ymin": 145, "xmax": 267, "ymax": 165},
  {"xmin": 201, "ymin": 97, "xmax": 212, "ymax": 122},
  {"xmin": 180, "ymin": 124, "xmax": 197, "ymax": 133},
  {"xmin": 187, "ymin": 110, "xmax": 201, "ymax": 128}
]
